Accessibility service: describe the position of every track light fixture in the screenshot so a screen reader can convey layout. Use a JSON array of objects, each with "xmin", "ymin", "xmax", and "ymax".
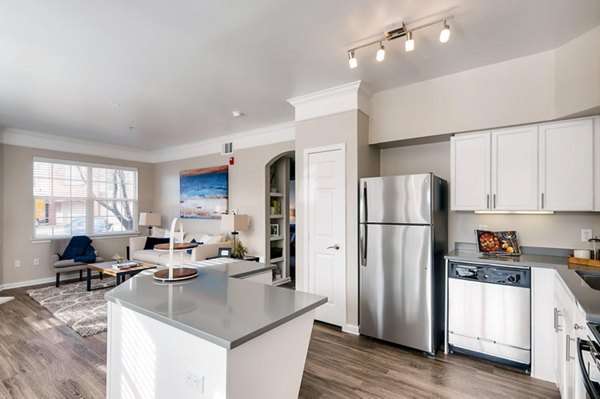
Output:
[
  {"xmin": 439, "ymin": 20, "xmax": 450, "ymax": 43},
  {"xmin": 346, "ymin": 15, "xmax": 453, "ymax": 68},
  {"xmin": 376, "ymin": 42, "xmax": 385, "ymax": 62},
  {"xmin": 348, "ymin": 50, "xmax": 358, "ymax": 69},
  {"xmin": 405, "ymin": 31, "xmax": 414, "ymax": 52}
]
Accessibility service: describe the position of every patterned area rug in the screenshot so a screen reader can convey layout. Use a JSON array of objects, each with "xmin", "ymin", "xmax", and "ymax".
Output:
[{"xmin": 27, "ymin": 279, "xmax": 115, "ymax": 337}]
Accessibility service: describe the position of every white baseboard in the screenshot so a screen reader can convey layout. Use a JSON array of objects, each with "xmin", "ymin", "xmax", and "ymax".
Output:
[
  {"xmin": 342, "ymin": 324, "xmax": 359, "ymax": 335},
  {"xmin": 0, "ymin": 297, "xmax": 14, "ymax": 305},
  {"xmin": 0, "ymin": 271, "xmax": 81, "ymax": 291}
]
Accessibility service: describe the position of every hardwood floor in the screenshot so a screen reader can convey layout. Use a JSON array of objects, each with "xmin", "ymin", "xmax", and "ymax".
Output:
[
  {"xmin": 0, "ymin": 284, "xmax": 559, "ymax": 398},
  {"xmin": 300, "ymin": 323, "xmax": 559, "ymax": 399}
]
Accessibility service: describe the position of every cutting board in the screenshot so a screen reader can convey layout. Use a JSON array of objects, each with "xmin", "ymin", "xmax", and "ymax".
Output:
[{"xmin": 568, "ymin": 256, "xmax": 600, "ymax": 269}]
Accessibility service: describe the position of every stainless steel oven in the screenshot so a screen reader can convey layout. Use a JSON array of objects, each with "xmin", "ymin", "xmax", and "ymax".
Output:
[{"xmin": 578, "ymin": 323, "xmax": 600, "ymax": 399}]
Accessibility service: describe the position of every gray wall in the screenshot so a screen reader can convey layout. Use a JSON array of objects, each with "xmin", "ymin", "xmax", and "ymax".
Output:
[
  {"xmin": 381, "ymin": 141, "xmax": 600, "ymax": 251},
  {"xmin": 1, "ymin": 144, "xmax": 154, "ymax": 286},
  {"xmin": 152, "ymin": 141, "xmax": 295, "ymax": 259}
]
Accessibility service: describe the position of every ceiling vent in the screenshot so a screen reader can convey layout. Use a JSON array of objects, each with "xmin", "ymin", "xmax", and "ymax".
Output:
[{"xmin": 221, "ymin": 142, "xmax": 233, "ymax": 155}]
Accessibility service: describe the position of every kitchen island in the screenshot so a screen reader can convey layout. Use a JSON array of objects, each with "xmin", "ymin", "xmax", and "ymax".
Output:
[{"xmin": 105, "ymin": 258, "xmax": 327, "ymax": 399}]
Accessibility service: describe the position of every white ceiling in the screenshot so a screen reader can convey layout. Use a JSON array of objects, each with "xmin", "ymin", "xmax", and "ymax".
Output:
[{"xmin": 0, "ymin": 0, "xmax": 599, "ymax": 150}]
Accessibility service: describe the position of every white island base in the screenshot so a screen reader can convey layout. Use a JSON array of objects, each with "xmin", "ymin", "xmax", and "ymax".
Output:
[{"xmin": 107, "ymin": 303, "xmax": 315, "ymax": 399}]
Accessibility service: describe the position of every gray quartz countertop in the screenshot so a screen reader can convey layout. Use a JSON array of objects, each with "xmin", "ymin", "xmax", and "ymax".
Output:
[
  {"xmin": 105, "ymin": 258, "xmax": 327, "ymax": 349},
  {"xmin": 445, "ymin": 250, "xmax": 600, "ymax": 322}
]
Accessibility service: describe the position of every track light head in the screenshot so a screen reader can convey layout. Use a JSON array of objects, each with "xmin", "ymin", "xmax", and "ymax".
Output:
[
  {"xmin": 405, "ymin": 31, "xmax": 414, "ymax": 52},
  {"xmin": 439, "ymin": 20, "xmax": 450, "ymax": 43},
  {"xmin": 376, "ymin": 42, "xmax": 385, "ymax": 62},
  {"xmin": 348, "ymin": 50, "xmax": 358, "ymax": 69}
]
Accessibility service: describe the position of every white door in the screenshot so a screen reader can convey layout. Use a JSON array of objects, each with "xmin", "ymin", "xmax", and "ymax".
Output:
[
  {"xmin": 450, "ymin": 131, "xmax": 491, "ymax": 210},
  {"xmin": 306, "ymin": 145, "xmax": 346, "ymax": 327},
  {"xmin": 540, "ymin": 119, "xmax": 594, "ymax": 211},
  {"xmin": 491, "ymin": 126, "xmax": 539, "ymax": 210}
]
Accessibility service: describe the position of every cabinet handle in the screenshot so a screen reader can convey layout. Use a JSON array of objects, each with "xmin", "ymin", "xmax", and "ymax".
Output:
[
  {"xmin": 541, "ymin": 193, "xmax": 545, "ymax": 209},
  {"xmin": 486, "ymin": 194, "xmax": 490, "ymax": 209},
  {"xmin": 554, "ymin": 307, "xmax": 561, "ymax": 332},
  {"xmin": 493, "ymin": 194, "xmax": 496, "ymax": 209},
  {"xmin": 566, "ymin": 334, "xmax": 575, "ymax": 361}
]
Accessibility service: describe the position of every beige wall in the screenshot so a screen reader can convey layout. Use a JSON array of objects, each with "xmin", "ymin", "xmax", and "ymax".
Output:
[
  {"xmin": 381, "ymin": 141, "xmax": 600, "ymax": 251},
  {"xmin": 370, "ymin": 50, "xmax": 555, "ymax": 144},
  {"xmin": 1, "ymin": 144, "xmax": 154, "ymax": 286},
  {"xmin": 296, "ymin": 110, "xmax": 379, "ymax": 329},
  {"xmin": 152, "ymin": 141, "xmax": 294, "ymax": 259},
  {"xmin": 554, "ymin": 26, "xmax": 600, "ymax": 117},
  {"xmin": 0, "ymin": 143, "xmax": 3, "ymax": 284},
  {"xmin": 370, "ymin": 26, "xmax": 600, "ymax": 145}
]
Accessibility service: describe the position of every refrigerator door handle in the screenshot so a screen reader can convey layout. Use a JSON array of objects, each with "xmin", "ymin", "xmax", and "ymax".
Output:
[
  {"xmin": 360, "ymin": 181, "xmax": 368, "ymax": 223},
  {"xmin": 360, "ymin": 224, "xmax": 367, "ymax": 266}
]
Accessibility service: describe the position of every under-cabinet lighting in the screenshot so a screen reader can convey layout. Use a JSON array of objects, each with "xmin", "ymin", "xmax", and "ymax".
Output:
[{"xmin": 474, "ymin": 211, "xmax": 555, "ymax": 215}]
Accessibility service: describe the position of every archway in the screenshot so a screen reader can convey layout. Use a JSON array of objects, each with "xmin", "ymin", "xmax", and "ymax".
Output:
[{"xmin": 264, "ymin": 151, "xmax": 295, "ymax": 286}]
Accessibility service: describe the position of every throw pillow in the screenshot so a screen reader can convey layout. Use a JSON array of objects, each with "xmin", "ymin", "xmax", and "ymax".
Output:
[
  {"xmin": 208, "ymin": 234, "xmax": 226, "ymax": 244},
  {"xmin": 151, "ymin": 227, "xmax": 167, "ymax": 237},
  {"xmin": 186, "ymin": 238, "xmax": 198, "ymax": 255},
  {"xmin": 144, "ymin": 237, "xmax": 170, "ymax": 250},
  {"xmin": 200, "ymin": 234, "xmax": 212, "ymax": 244}
]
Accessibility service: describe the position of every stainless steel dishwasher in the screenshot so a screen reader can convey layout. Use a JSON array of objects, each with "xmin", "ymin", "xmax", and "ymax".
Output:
[{"xmin": 445, "ymin": 261, "xmax": 531, "ymax": 370}]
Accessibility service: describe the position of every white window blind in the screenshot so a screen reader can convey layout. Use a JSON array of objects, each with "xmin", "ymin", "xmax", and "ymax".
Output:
[{"xmin": 33, "ymin": 158, "xmax": 138, "ymax": 238}]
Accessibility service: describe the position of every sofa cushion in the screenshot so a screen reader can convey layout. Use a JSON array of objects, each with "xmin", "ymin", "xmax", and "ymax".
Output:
[{"xmin": 144, "ymin": 237, "xmax": 170, "ymax": 250}]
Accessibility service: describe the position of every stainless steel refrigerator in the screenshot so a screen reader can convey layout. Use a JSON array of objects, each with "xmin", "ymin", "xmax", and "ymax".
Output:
[{"xmin": 359, "ymin": 173, "xmax": 447, "ymax": 355}]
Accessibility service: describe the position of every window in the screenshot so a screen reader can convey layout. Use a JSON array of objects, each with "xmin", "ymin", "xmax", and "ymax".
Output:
[{"xmin": 33, "ymin": 158, "xmax": 138, "ymax": 238}]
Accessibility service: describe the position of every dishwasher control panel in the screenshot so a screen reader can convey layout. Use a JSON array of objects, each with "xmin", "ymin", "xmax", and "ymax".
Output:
[{"xmin": 449, "ymin": 262, "xmax": 530, "ymax": 288}]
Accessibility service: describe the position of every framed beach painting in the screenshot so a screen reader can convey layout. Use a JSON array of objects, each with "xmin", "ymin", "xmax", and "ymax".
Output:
[{"xmin": 180, "ymin": 166, "xmax": 228, "ymax": 219}]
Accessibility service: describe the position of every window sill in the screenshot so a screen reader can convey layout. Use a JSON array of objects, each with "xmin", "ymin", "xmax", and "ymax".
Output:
[{"xmin": 32, "ymin": 232, "xmax": 141, "ymax": 243}]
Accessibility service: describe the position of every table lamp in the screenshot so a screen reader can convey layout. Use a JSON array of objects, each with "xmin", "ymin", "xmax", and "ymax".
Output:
[
  {"xmin": 221, "ymin": 214, "xmax": 250, "ymax": 250},
  {"xmin": 139, "ymin": 212, "xmax": 161, "ymax": 236}
]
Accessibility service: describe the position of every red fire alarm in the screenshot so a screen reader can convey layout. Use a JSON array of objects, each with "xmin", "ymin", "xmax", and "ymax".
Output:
[{"xmin": 229, "ymin": 157, "xmax": 234, "ymax": 165}]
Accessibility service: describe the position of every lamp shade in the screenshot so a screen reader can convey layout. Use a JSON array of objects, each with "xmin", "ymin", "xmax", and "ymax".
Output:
[
  {"xmin": 139, "ymin": 212, "xmax": 161, "ymax": 227},
  {"xmin": 221, "ymin": 214, "xmax": 250, "ymax": 232}
]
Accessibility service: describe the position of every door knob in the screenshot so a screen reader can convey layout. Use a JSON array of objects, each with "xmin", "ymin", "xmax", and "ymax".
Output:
[{"xmin": 327, "ymin": 244, "xmax": 340, "ymax": 250}]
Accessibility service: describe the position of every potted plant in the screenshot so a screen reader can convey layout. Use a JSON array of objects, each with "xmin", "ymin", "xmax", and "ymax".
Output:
[{"xmin": 233, "ymin": 240, "xmax": 248, "ymax": 259}]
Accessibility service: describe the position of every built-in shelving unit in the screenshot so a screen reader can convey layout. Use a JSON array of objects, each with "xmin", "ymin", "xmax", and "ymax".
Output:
[{"xmin": 266, "ymin": 156, "xmax": 291, "ymax": 285}]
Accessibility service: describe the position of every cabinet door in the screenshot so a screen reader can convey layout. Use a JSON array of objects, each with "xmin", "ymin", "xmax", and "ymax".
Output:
[
  {"xmin": 540, "ymin": 119, "xmax": 594, "ymax": 211},
  {"xmin": 562, "ymin": 309, "xmax": 575, "ymax": 399},
  {"xmin": 491, "ymin": 126, "xmax": 539, "ymax": 210},
  {"xmin": 451, "ymin": 132, "xmax": 491, "ymax": 210},
  {"xmin": 554, "ymin": 295, "xmax": 565, "ymax": 391},
  {"xmin": 594, "ymin": 118, "xmax": 600, "ymax": 211}
]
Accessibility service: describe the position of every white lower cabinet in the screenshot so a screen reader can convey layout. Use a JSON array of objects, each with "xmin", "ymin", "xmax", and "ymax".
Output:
[
  {"xmin": 552, "ymin": 273, "xmax": 587, "ymax": 399},
  {"xmin": 532, "ymin": 267, "xmax": 587, "ymax": 397}
]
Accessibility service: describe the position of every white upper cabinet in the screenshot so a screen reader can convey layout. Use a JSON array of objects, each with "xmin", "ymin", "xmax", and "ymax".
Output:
[
  {"xmin": 451, "ymin": 116, "xmax": 598, "ymax": 212},
  {"xmin": 451, "ymin": 132, "xmax": 491, "ymax": 210},
  {"xmin": 491, "ymin": 126, "xmax": 539, "ymax": 210},
  {"xmin": 539, "ymin": 119, "xmax": 594, "ymax": 211}
]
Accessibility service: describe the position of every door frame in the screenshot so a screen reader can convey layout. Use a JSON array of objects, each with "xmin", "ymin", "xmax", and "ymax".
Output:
[{"xmin": 302, "ymin": 143, "xmax": 346, "ymax": 327}]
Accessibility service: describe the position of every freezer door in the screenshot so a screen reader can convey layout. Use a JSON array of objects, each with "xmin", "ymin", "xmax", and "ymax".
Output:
[
  {"xmin": 360, "ymin": 174, "xmax": 432, "ymax": 225},
  {"xmin": 360, "ymin": 224, "xmax": 433, "ymax": 352}
]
